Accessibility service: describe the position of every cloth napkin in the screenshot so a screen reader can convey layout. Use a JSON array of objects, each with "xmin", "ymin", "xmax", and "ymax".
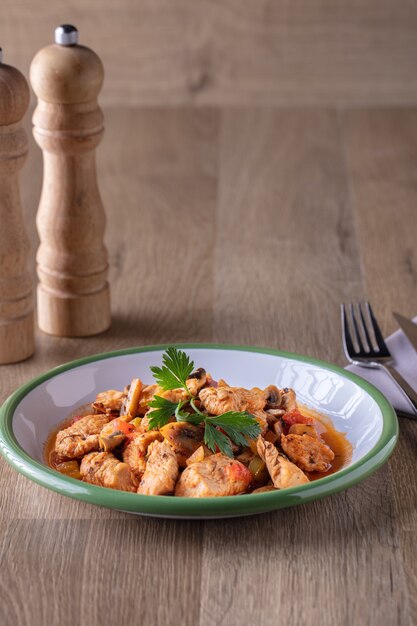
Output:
[{"xmin": 345, "ymin": 315, "xmax": 417, "ymax": 417}]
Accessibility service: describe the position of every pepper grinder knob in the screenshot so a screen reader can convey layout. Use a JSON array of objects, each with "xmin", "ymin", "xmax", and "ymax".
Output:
[
  {"xmin": 30, "ymin": 26, "xmax": 111, "ymax": 337},
  {"xmin": 54, "ymin": 24, "xmax": 79, "ymax": 46},
  {"xmin": 0, "ymin": 51, "xmax": 35, "ymax": 363}
]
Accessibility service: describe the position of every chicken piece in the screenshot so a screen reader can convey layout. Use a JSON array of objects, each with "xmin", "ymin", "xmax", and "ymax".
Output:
[
  {"xmin": 280, "ymin": 434, "xmax": 335, "ymax": 472},
  {"xmin": 288, "ymin": 423, "xmax": 319, "ymax": 438},
  {"xmin": 92, "ymin": 390, "xmax": 125, "ymax": 415},
  {"xmin": 137, "ymin": 384, "xmax": 161, "ymax": 416},
  {"xmin": 199, "ymin": 384, "xmax": 266, "ymax": 416},
  {"xmin": 160, "ymin": 422, "xmax": 205, "ymax": 467},
  {"xmin": 257, "ymin": 438, "xmax": 309, "ymax": 489},
  {"xmin": 138, "ymin": 386, "xmax": 178, "ymax": 425},
  {"xmin": 122, "ymin": 431, "xmax": 163, "ymax": 478},
  {"xmin": 55, "ymin": 414, "xmax": 110, "ymax": 459},
  {"xmin": 80, "ymin": 451, "xmax": 138, "ymax": 491},
  {"xmin": 160, "ymin": 388, "xmax": 190, "ymax": 403},
  {"xmin": 175, "ymin": 453, "xmax": 252, "ymax": 497},
  {"xmin": 137, "ymin": 440, "xmax": 179, "ymax": 495},
  {"xmin": 252, "ymin": 485, "xmax": 277, "ymax": 494}
]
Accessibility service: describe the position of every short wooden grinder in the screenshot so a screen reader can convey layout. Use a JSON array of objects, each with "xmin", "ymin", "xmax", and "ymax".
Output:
[
  {"xmin": 30, "ymin": 25, "xmax": 111, "ymax": 337},
  {"xmin": 0, "ymin": 48, "xmax": 35, "ymax": 363}
]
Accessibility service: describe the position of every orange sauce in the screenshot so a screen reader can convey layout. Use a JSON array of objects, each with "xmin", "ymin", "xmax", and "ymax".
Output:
[{"xmin": 298, "ymin": 405, "xmax": 353, "ymax": 481}]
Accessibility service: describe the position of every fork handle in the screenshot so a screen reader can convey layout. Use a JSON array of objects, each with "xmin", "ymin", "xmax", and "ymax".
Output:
[{"xmin": 382, "ymin": 364, "xmax": 417, "ymax": 417}]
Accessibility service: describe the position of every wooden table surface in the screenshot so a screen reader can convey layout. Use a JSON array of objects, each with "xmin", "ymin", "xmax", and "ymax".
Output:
[{"xmin": 1, "ymin": 106, "xmax": 417, "ymax": 626}]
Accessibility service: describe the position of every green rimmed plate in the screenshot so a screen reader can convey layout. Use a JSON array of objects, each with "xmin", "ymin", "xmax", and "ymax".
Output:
[{"xmin": 0, "ymin": 344, "xmax": 398, "ymax": 518}]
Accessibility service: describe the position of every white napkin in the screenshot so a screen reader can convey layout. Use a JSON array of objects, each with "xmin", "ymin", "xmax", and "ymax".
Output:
[{"xmin": 345, "ymin": 315, "xmax": 417, "ymax": 417}]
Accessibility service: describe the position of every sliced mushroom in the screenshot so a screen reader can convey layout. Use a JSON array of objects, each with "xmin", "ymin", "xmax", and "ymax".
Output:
[
  {"xmin": 274, "ymin": 420, "xmax": 284, "ymax": 438},
  {"xmin": 160, "ymin": 422, "xmax": 205, "ymax": 467},
  {"xmin": 99, "ymin": 430, "xmax": 125, "ymax": 452},
  {"xmin": 186, "ymin": 368, "xmax": 207, "ymax": 396},
  {"xmin": 280, "ymin": 388, "xmax": 297, "ymax": 412},
  {"xmin": 120, "ymin": 378, "xmax": 143, "ymax": 417},
  {"xmin": 99, "ymin": 416, "xmax": 134, "ymax": 451},
  {"xmin": 266, "ymin": 408, "xmax": 285, "ymax": 417},
  {"xmin": 264, "ymin": 385, "xmax": 282, "ymax": 408}
]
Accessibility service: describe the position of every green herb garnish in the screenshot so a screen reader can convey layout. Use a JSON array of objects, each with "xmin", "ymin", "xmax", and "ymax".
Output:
[
  {"xmin": 150, "ymin": 347, "xmax": 194, "ymax": 392},
  {"xmin": 148, "ymin": 348, "xmax": 261, "ymax": 457},
  {"xmin": 146, "ymin": 395, "xmax": 179, "ymax": 429}
]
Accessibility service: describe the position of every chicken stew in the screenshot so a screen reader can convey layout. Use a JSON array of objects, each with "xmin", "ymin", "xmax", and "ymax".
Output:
[{"xmin": 46, "ymin": 348, "xmax": 352, "ymax": 497}]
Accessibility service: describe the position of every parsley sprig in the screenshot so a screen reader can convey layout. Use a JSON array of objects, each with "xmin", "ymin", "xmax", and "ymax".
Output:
[
  {"xmin": 148, "ymin": 348, "xmax": 261, "ymax": 457},
  {"xmin": 150, "ymin": 347, "xmax": 194, "ymax": 393}
]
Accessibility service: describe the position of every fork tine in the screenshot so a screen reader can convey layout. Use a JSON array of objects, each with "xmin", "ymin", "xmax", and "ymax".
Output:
[
  {"xmin": 341, "ymin": 303, "xmax": 356, "ymax": 355},
  {"xmin": 350, "ymin": 303, "xmax": 366, "ymax": 353},
  {"xmin": 366, "ymin": 302, "xmax": 390, "ymax": 357},
  {"xmin": 358, "ymin": 302, "xmax": 373, "ymax": 352}
]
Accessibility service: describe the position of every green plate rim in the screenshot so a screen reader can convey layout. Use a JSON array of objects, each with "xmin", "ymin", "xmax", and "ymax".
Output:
[{"xmin": 0, "ymin": 343, "xmax": 398, "ymax": 518}]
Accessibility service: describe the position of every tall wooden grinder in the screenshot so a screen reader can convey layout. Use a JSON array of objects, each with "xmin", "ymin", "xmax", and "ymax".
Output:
[
  {"xmin": 30, "ymin": 25, "xmax": 111, "ymax": 337},
  {"xmin": 0, "ymin": 49, "xmax": 35, "ymax": 363}
]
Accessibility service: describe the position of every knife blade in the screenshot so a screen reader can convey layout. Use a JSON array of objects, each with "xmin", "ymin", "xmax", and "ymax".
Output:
[{"xmin": 393, "ymin": 312, "xmax": 417, "ymax": 354}]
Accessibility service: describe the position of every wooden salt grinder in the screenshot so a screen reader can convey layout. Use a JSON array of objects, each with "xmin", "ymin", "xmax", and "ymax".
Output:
[
  {"xmin": 30, "ymin": 25, "xmax": 111, "ymax": 337},
  {"xmin": 0, "ymin": 49, "xmax": 35, "ymax": 363}
]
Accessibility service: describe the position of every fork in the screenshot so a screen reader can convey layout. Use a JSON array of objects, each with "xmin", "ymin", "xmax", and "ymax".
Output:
[{"xmin": 341, "ymin": 301, "xmax": 417, "ymax": 418}]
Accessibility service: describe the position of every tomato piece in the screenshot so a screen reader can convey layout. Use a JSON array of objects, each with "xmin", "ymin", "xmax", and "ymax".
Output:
[
  {"xmin": 113, "ymin": 418, "xmax": 135, "ymax": 435},
  {"xmin": 282, "ymin": 409, "xmax": 313, "ymax": 427},
  {"xmin": 225, "ymin": 461, "xmax": 252, "ymax": 484}
]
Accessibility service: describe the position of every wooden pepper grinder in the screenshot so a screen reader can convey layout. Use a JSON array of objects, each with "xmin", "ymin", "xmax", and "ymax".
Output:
[
  {"xmin": 0, "ymin": 49, "xmax": 35, "ymax": 363},
  {"xmin": 30, "ymin": 25, "xmax": 111, "ymax": 337}
]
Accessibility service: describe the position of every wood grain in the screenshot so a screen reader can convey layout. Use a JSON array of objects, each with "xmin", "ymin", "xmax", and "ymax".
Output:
[
  {"xmin": 200, "ymin": 474, "xmax": 408, "ymax": 626},
  {"xmin": 0, "ymin": 62, "xmax": 34, "ymax": 363},
  {"xmin": 2, "ymin": 0, "xmax": 417, "ymax": 106},
  {"xmin": 0, "ymin": 106, "xmax": 416, "ymax": 626},
  {"xmin": 343, "ymin": 109, "xmax": 417, "ymax": 625},
  {"xmin": 0, "ymin": 519, "xmax": 203, "ymax": 626},
  {"xmin": 343, "ymin": 109, "xmax": 417, "ymax": 335},
  {"xmin": 212, "ymin": 108, "xmax": 364, "ymax": 359}
]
